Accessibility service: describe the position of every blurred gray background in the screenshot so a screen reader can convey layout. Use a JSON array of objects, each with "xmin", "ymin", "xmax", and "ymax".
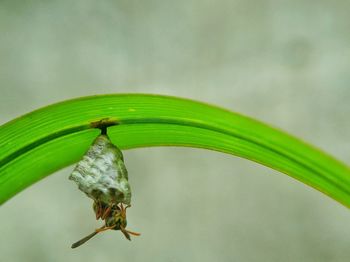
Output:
[{"xmin": 1, "ymin": 0, "xmax": 350, "ymax": 261}]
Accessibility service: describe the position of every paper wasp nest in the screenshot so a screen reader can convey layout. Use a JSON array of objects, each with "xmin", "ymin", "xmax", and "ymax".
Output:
[{"xmin": 69, "ymin": 134, "xmax": 131, "ymax": 205}]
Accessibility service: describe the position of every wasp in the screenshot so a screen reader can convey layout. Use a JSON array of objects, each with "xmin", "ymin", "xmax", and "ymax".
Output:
[
  {"xmin": 69, "ymin": 124, "xmax": 140, "ymax": 248},
  {"xmin": 71, "ymin": 203, "xmax": 140, "ymax": 248}
]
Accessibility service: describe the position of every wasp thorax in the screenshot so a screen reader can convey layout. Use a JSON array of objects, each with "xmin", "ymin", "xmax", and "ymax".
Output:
[{"xmin": 69, "ymin": 134, "xmax": 131, "ymax": 206}]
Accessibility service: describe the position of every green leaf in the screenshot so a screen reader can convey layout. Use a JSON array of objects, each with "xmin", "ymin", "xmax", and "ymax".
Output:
[{"xmin": 0, "ymin": 94, "xmax": 349, "ymax": 207}]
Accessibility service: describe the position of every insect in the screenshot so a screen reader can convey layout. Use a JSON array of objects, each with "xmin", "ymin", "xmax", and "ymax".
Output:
[
  {"xmin": 71, "ymin": 203, "xmax": 140, "ymax": 248},
  {"xmin": 69, "ymin": 126, "xmax": 140, "ymax": 248}
]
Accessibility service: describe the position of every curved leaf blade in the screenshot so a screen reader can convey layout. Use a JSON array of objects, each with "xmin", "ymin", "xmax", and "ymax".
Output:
[{"xmin": 0, "ymin": 94, "xmax": 349, "ymax": 206}]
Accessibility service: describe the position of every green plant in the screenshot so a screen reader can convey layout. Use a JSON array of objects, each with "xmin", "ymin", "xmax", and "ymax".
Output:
[{"xmin": 0, "ymin": 94, "xmax": 349, "ymax": 207}]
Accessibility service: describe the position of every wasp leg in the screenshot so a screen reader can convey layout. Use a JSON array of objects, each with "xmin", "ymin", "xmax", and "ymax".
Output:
[
  {"xmin": 101, "ymin": 205, "xmax": 113, "ymax": 220},
  {"xmin": 95, "ymin": 201, "xmax": 103, "ymax": 220},
  {"xmin": 95, "ymin": 224, "xmax": 116, "ymax": 233},
  {"xmin": 125, "ymin": 229, "xmax": 141, "ymax": 236},
  {"xmin": 120, "ymin": 225, "xmax": 140, "ymax": 241},
  {"xmin": 120, "ymin": 203, "xmax": 129, "ymax": 217}
]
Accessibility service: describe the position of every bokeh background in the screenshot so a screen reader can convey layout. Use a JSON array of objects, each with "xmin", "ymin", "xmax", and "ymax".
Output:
[{"xmin": 1, "ymin": 1, "xmax": 350, "ymax": 261}]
